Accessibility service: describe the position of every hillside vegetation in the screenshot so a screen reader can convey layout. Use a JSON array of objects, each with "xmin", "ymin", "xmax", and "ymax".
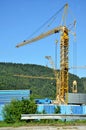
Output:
[
  {"xmin": 0, "ymin": 62, "xmax": 86, "ymax": 99},
  {"xmin": 81, "ymin": 77, "xmax": 86, "ymax": 92}
]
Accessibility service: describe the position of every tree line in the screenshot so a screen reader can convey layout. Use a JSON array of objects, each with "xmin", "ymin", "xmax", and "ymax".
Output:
[{"xmin": 0, "ymin": 62, "xmax": 86, "ymax": 99}]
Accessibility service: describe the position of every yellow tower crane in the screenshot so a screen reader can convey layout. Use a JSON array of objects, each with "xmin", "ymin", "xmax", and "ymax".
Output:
[
  {"xmin": 16, "ymin": 26, "xmax": 69, "ymax": 103},
  {"xmin": 16, "ymin": 4, "xmax": 74, "ymax": 104},
  {"xmin": 45, "ymin": 56, "xmax": 66, "ymax": 104},
  {"xmin": 45, "ymin": 56, "xmax": 60, "ymax": 102}
]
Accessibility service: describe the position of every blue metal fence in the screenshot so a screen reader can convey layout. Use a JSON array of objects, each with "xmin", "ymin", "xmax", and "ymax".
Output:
[
  {"xmin": 0, "ymin": 90, "xmax": 86, "ymax": 121},
  {"xmin": 37, "ymin": 104, "xmax": 86, "ymax": 115},
  {"xmin": 0, "ymin": 90, "xmax": 30, "ymax": 121}
]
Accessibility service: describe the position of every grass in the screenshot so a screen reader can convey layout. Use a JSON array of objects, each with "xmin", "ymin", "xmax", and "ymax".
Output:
[
  {"xmin": 0, "ymin": 120, "xmax": 86, "ymax": 127},
  {"xmin": 0, "ymin": 121, "xmax": 27, "ymax": 127}
]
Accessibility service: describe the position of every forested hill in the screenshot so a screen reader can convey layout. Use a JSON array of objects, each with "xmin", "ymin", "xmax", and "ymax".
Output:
[{"xmin": 0, "ymin": 62, "xmax": 86, "ymax": 99}]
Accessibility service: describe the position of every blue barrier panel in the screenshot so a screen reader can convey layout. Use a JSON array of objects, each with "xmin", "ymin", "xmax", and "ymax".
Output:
[
  {"xmin": 65, "ymin": 105, "xmax": 73, "ymax": 114},
  {"xmin": 71, "ymin": 105, "xmax": 83, "ymax": 114},
  {"xmin": 37, "ymin": 104, "xmax": 44, "ymax": 113},
  {"xmin": 44, "ymin": 105, "xmax": 55, "ymax": 114},
  {"xmin": 0, "ymin": 104, "xmax": 4, "ymax": 121},
  {"xmin": 0, "ymin": 90, "xmax": 30, "ymax": 104},
  {"xmin": 82, "ymin": 105, "xmax": 86, "ymax": 114},
  {"xmin": 60, "ymin": 105, "xmax": 83, "ymax": 114},
  {"xmin": 60, "ymin": 105, "xmax": 66, "ymax": 114}
]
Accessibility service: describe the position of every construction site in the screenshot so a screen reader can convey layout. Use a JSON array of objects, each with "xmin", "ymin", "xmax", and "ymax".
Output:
[
  {"xmin": 15, "ymin": 3, "xmax": 86, "ymax": 105},
  {"xmin": 14, "ymin": 3, "xmax": 86, "ymax": 120},
  {"xmin": 0, "ymin": 2, "xmax": 86, "ymax": 124}
]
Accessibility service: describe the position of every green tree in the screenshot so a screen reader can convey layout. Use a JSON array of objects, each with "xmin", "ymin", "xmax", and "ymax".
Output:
[
  {"xmin": 2, "ymin": 99, "xmax": 22, "ymax": 123},
  {"xmin": 2, "ymin": 97, "xmax": 37, "ymax": 123},
  {"xmin": 21, "ymin": 96, "xmax": 37, "ymax": 114}
]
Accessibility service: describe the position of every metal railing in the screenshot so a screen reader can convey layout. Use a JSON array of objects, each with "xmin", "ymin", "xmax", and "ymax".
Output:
[{"xmin": 21, "ymin": 114, "xmax": 86, "ymax": 120}]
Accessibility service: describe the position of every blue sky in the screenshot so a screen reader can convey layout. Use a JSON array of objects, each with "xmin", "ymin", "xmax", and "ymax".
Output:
[{"xmin": 0, "ymin": 0, "xmax": 86, "ymax": 78}]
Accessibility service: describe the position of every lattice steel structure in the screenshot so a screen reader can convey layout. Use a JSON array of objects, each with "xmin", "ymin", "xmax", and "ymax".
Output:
[{"xmin": 60, "ymin": 27, "xmax": 69, "ymax": 103}]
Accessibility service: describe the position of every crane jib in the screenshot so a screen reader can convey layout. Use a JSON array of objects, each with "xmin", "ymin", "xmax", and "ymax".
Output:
[
  {"xmin": 16, "ymin": 26, "xmax": 67, "ymax": 48},
  {"xmin": 16, "ymin": 26, "xmax": 62, "ymax": 48}
]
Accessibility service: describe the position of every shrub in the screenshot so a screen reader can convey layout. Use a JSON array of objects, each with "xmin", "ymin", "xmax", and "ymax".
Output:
[
  {"xmin": 55, "ymin": 106, "xmax": 60, "ymax": 114},
  {"xmin": 2, "ymin": 97, "xmax": 37, "ymax": 123}
]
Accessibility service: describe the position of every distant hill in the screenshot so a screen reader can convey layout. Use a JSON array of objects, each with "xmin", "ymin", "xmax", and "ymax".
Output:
[
  {"xmin": 81, "ymin": 77, "xmax": 86, "ymax": 93},
  {"xmin": 0, "ymin": 62, "xmax": 85, "ymax": 99}
]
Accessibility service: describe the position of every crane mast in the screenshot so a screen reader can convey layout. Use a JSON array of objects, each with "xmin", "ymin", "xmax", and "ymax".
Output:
[{"xmin": 60, "ymin": 27, "xmax": 69, "ymax": 103}]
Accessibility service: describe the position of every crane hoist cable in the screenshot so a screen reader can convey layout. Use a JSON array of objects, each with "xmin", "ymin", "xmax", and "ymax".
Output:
[{"xmin": 25, "ymin": 4, "xmax": 65, "ymax": 40}]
